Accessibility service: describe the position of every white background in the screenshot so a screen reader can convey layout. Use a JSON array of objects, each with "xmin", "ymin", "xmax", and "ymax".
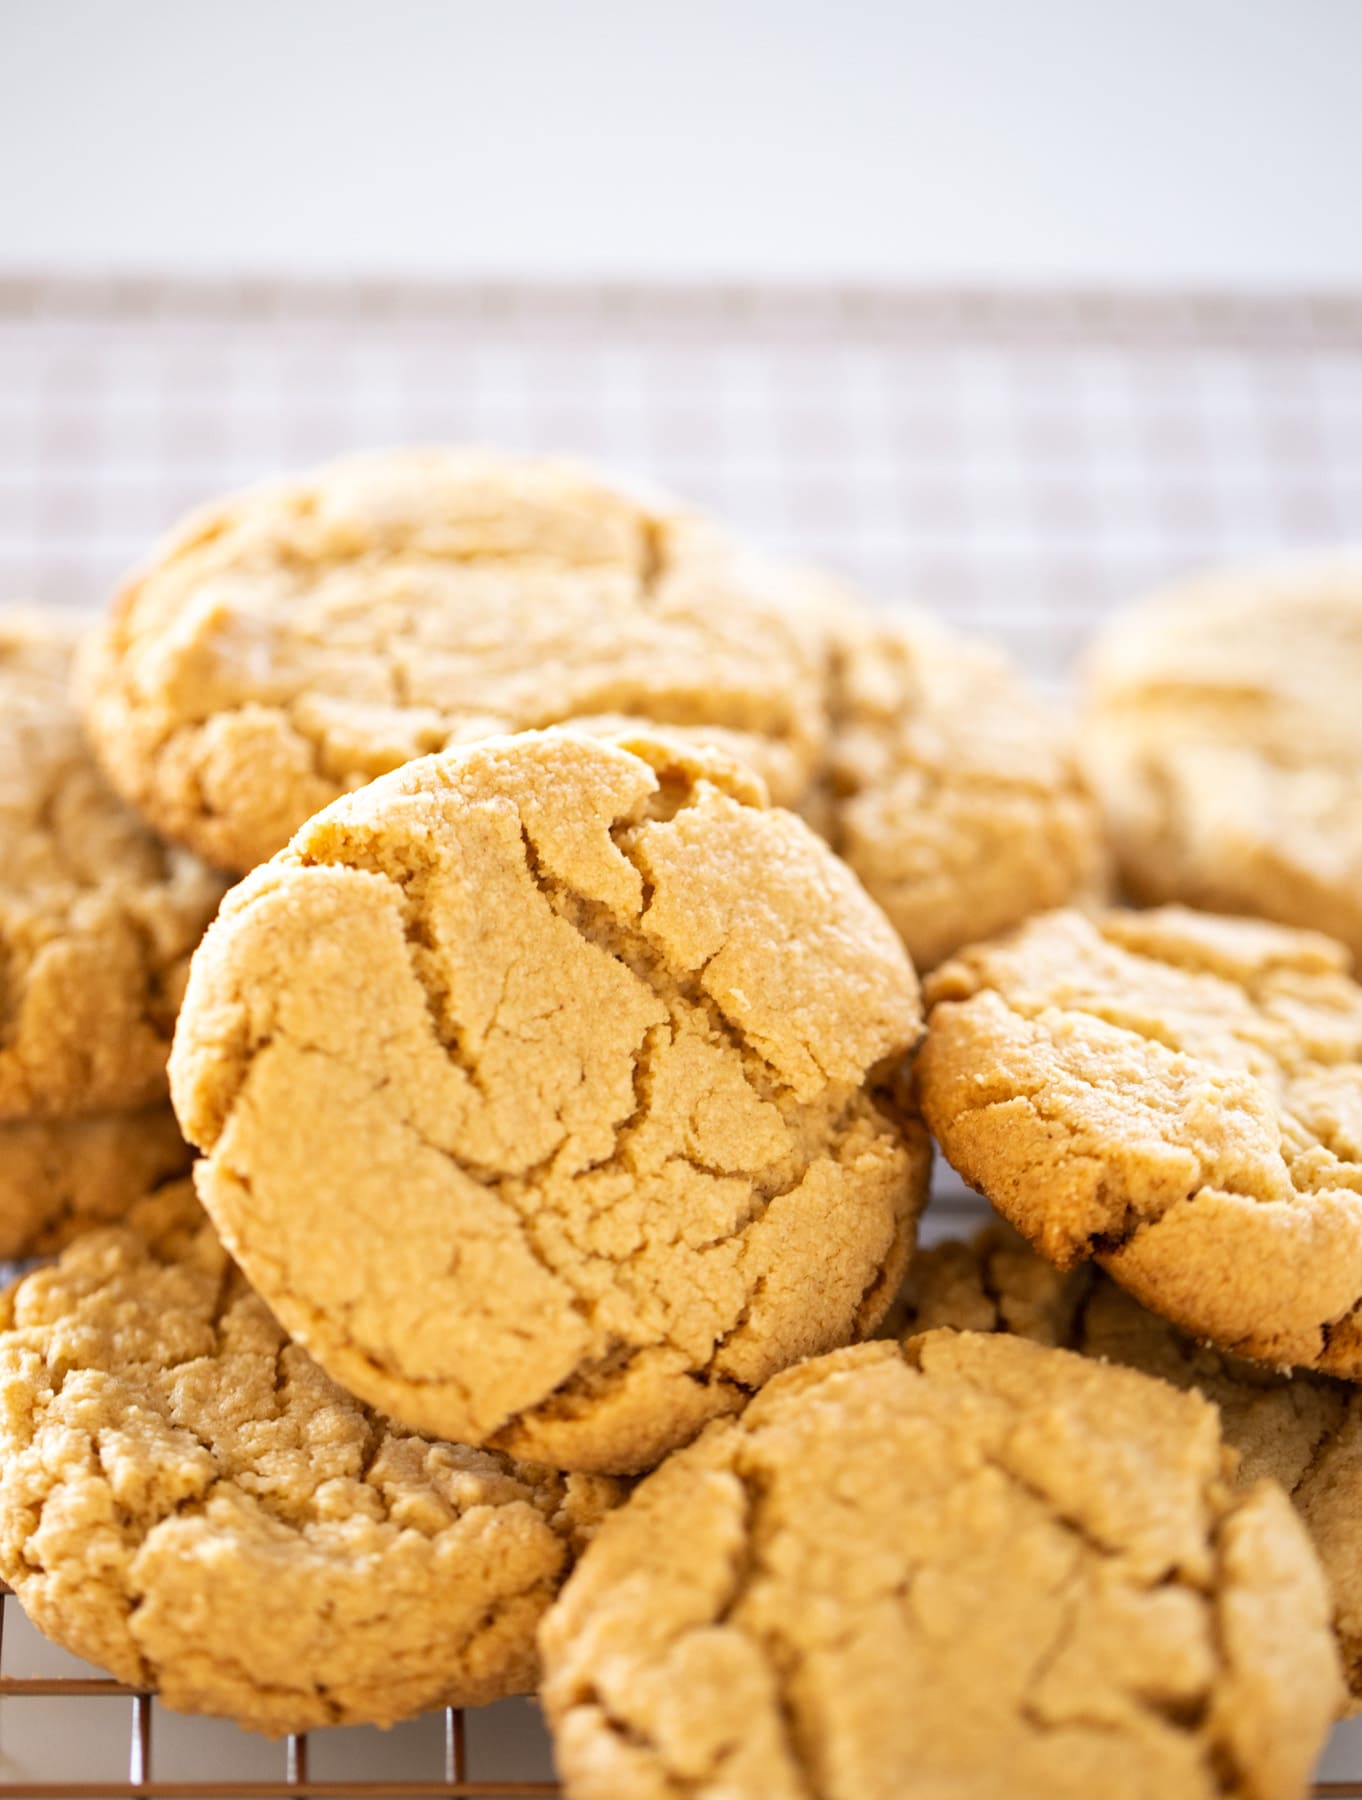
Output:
[{"xmin": 2, "ymin": 0, "xmax": 1361, "ymax": 287}]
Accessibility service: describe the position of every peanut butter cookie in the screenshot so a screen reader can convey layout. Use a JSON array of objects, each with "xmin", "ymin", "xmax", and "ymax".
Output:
[
  {"xmin": 0, "ymin": 1105, "xmax": 190, "ymax": 1258},
  {"xmin": 539, "ymin": 1332, "xmax": 1340, "ymax": 1800},
  {"xmin": 0, "ymin": 608, "xmax": 228, "ymax": 1118},
  {"xmin": 171, "ymin": 729, "xmax": 929, "ymax": 1475},
  {"xmin": 897, "ymin": 1225, "xmax": 1362, "ymax": 1700},
  {"xmin": 79, "ymin": 450, "xmax": 830, "ymax": 874},
  {"xmin": 0, "ymin": 1182, "xmax": 622, "ymax": 1735},
  {"xmin": 825, "ymin": 608, "xmax": 1104, "ymax": 968},
  {"xmin": 918, "ymin": 906, "xmax": 1362, "ymax": 1374},
  {"xmin": 1084, "ymin": 559, "xmax": 1362, "ymax": 961}
]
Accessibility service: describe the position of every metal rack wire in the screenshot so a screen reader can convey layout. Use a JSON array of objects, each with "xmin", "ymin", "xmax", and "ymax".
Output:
[
  {"xmin": 0, "ymin": 1585, "xmax": 555, "ymax": 1797},
  {"xmin": 0, "ymin": 278, "xmax": 1360, "ymax": 1797}
]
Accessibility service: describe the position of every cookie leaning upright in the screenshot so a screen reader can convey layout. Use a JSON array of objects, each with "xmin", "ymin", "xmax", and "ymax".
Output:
[
  {"xmin": 825, "ymin": 607, "xmax": 1104, "ymax": 969},
  {"xmin": 0, "ymin": 608, "xmax": 228, "ymax": 1118},
  {"xmin": 1084, "ymin": 559, "xmax": 1362, "ymax": 959},
  {"xmin": 917, "ymin": 905, "xmax": 1362, "ymax": 1374},
  {"xmin": 0, "ymin": 1182, "xmax": 622, "ymax": 1734},
  {"xmin": 171, "ymin": 729, "xmax": 929, "ymax": 1475},
  {"xmin": 78, "ymin": 448, "xmax": 830, "ymax": 874},
  {"xmin": 539, "ymin": 1333, "xmax": 1341, "ymax": 1800}
]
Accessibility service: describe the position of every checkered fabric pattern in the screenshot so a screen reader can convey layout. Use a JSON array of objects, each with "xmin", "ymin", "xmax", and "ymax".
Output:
[{"xmin": 0, "ymin": 279, "xmax": 1360, "ymax": 1797}]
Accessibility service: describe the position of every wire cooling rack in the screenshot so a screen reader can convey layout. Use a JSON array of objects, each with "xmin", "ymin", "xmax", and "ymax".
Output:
[{"xmin": 1, "ymin": 278, "xmax": 1361, "ymax": 1797}]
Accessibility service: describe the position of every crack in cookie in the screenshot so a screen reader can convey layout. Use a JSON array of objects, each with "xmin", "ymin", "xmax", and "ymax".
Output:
[
  {"xmin": 171, "ymin": 729, "xmax": 928, "ymax": 1474},
  {"xmin": 0, "ymin": 1182, "xmax": 623, "ymax": 1736},
  {"xmin": 895, "ymin": 1224, "xmax": 1362, "ymax": 1705},
  {"xmin": 79, "ymin": 451, "xmax": 831, "ymax": 874},
  {"xmin": 539, "ymin": 1334, "xmax": 1341, "ymax": 1800},
  {"xmin": 918, "ymin": 905, "xmax": 1362, "ymax": 1374}
]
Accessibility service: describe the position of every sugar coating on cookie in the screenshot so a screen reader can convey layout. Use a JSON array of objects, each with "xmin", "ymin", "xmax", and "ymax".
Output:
[
  {"xmin": 1084, "ymin": 559, "xmax": 1362, "ymax": 961},
  {"xmin": 897, "ymin": 1226, "xmax": 1362, "ymax": 1699},
  {"xmin": 171, "ymin": 729, "xmax": 928, "ymax": 1474},
  {"xmin": 79, "ymin": 449, "xmax": 831, "ymax": 873},
  {"xmin": 0, "ymin": 1105, "xmax": 191, "ymax": 1257},
  {"xmin": 825, "ymin": 609, "xmax": 1105, "ymax": 969},
  {"xmin": 539, "ymin": 1333, "xmax": 1340, "ymax": 1800},
  {"xmin": 918, "ymin": 905, "xmax": 1362, "ymax": 1375},
  {"xmin": 0, "ymin": 1183, "xmax": 622, "ymax": 1735},
  {"xmin": 0, "ymin": 610, "xmax": 228, "ymax": 1119}
]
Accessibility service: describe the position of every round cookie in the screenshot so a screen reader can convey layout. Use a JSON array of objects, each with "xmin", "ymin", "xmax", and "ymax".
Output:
[
  {"xmin": 0, "ymin": 1182, "xmax": 623, "ymax": 1735},
  {"xmin": 0, "ymin": 608, "xmax": 228, "ymax": 1119},
  {"xmin": 1084, "ymin": 558, "xmax": 1362, "ymax": 961},
  {"xmin": 171, "ymin": 729, "xmax": 929, "ymax": 1475},
  {"xmin": 539, "ymin": 1332, "xmax": 1341, "ymax": 1800},
  {"xmin": 824, "ymin": 608, "xmax": 1105, "ymax": 969},
  {"xmin": 896, "ymin": 1225, "xmax": 1362, "ymax": 1699},
  {"xmin": 917, "ymin": 905, "xmax": 1362, "ymax": 1375},
  {"xmin": 79, "ymin": 449, "xmax": 832, "ymax": 874},
  {"xmin": 0, "ymin": 1105, "xmax": 191, "ymax": 1258}
]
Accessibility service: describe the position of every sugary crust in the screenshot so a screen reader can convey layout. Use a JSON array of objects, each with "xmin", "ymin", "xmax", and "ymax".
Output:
[
  {"xmin": 918, "ymin": 906, "xmax": 1362, "ymax": 1374},
  {"xmin": 79, "ymin": 450, "xmax": 831, "ymax": 874},
  {"xmin": 171, "ymin": 729, "xmax": 928, "ymax": 1474},
  {"xmin": 1084, "ymin": 559, "xmax": 1362, "ymax": 960},
  {"xmin": 823, "ymin": 607, "xmax": 1106, "ymax": 969},
  {"xmin": 0, "ymin": 609, "xmax": 228, "ymax": 1117},
  {"xmin": 539, "ymin": 1333, "xmax": 1341, "ymax": 1800},
  {"xmin": 0, "ymin": 1184, "xmax": 623, "ymax": 1735},
  {"xmin": 897, "ymin": 1226, "xmax": 1362, "ymax": 1700},
  {"xmin": 0, "ymin": 1106, "xmax": 191, "ymax": 1257}
]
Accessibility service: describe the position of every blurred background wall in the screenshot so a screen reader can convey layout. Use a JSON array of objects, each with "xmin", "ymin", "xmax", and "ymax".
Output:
[{"xmin": 2, "ymin": 0, "xmax": 1360, "ymax": 288}]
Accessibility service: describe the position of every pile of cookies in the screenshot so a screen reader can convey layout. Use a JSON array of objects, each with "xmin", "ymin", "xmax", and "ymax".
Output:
[{"xmin": 0, "ymin": 448, "xmax": 1357, "ymax": 1799}]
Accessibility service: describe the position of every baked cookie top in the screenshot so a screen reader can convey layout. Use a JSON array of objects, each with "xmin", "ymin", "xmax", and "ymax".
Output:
[
  {"xmin": 0, "ymin": 1182, "xmax": 622, "ymax": 1735},
  {"xmin": 539, "ymin": 1332, "xmax": 1341, "ymax": 1800},
  {"xmin": 0, "ymin": 1105, "xmax": 191, "ymax": 1258},
  {"xmin": 918, "ymin": 905, "xmax": 1362, "ymax": 1375},
  {"xmin": 171, "ymin": 729, "xmax": 928, "ymax": 1475},
  {"xmin": 0, "ymin": 609, "xmax": 228, "ymax": 1118},
  {"xmin": 826, "ymin": 608, "xmax": 1104, "ymax": 968},
  {"xmin": 79, "ymin": 449, "xmax": 831, "ymax": 873},
  {"xmin": 896, "ymin": 1226, "xmax": 1362, "ymax": 1699},
  {"xmin": 1084, "ymin": 559, "xmax": 1362, "ymax": 960}
]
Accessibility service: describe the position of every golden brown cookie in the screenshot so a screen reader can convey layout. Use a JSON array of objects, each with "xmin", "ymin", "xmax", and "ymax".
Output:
[
  {"xmin": 1084, "ymin": 559, "xmax": 1362, "ymax": 960},
  {"xmin": 896, "ymin": 1224, "xmax": 1362, "ymax": 1699},
  {"xmin": 823, "ymin": 607, "xmax": 1105, "ymax": 969},
  {"xmin": 171, "ymin": 729, "xmax": 929, "ymax": 1475},
  {"xmin": 79, "ymin": 449, "xmax": 832, "ymax": 874},
  {"xmin": 919, "ymin": 905, "xmax": 1362, "ymax": 1375},
  {"xmin": 0, "ymin": 1182, "xmax": 622, "ymax": 1735},
  {"xmin": 0, "ymin": 1105, "xmax": 191, "ymax": 1258},
  {"xmin": 0, "ymin": 608, "xmax": 228, "ymax": 1119},
  {"xmin": 539, "ymin": 1332, "xmax": 1341, "ymax": 1800}
]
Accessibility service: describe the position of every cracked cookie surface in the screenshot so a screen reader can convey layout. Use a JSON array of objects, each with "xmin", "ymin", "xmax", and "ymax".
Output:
[
  {"xmin": 0, "ymin": 609, "xmax": 228, "ymax": 1117},
  {"xmin": 823, "ymin": 608, "xmax": 1105, "ymax": 970},
  {"xmin": 1084, "ymin": 559, "xmax": 1362, "ymax": 961},
  {"xmin": 0, "ymin": 1182, "xmax": 623, "ymax": 1735},
  {"xmin": 79, "ymin": 449, "xmax": 831, "ymax": 874},
  {"xmin": 896, "ymin": 1225, "xmax": 1362, "ymax": 1700},
  {"xmin": 0, "ymin": 1105, "xmax": 191, "ymax": 1257},
  {"xmin": 171, "ymin": 729, "xmax": 928, "ymax": 1474},
  {"xmin": 918, "ymin": 905, "xmax": 1362, "ymax": 1374},
  {"xmin": 539, "ymin": 1332, "xmax": 1340, "ymax": 1800}
]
